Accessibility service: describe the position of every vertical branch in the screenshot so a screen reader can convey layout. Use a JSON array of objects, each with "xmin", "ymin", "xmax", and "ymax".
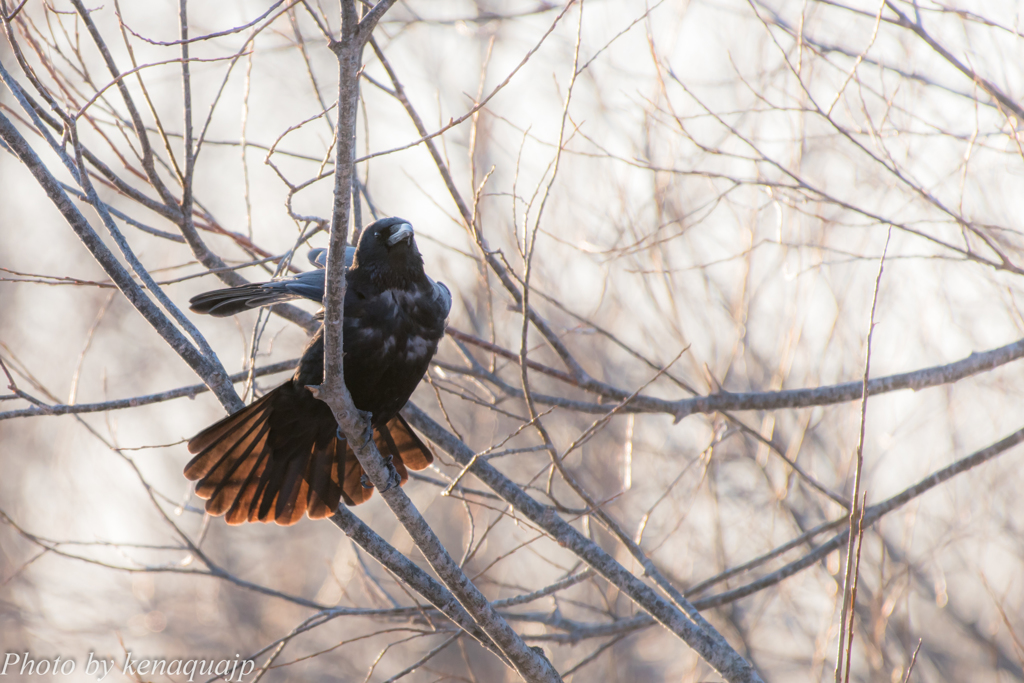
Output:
[
  {"xmin": 835, "ymin": 225, "xmax": 892, "ymax": 681},
  {"xmin": 320, "ymin": 0, "xmax": 360, "ymax": 394},
  {"xmin": 350, "ymin": 2, "xmax": 364, "ymax": 232},
  {"xmin": 315, "ymin": 3, "xmax": 562, "ymax": 681},
  {"xmin": 177, "ymin": 0, "xmax": 200, "ymax": 254},
  {"xmin": 240, "ymin": 49, "xmax": 254, "ymax": 238}
]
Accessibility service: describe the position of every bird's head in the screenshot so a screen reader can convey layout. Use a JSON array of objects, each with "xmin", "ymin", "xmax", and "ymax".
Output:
[{"xmin": 352, "ymin": 217, "xmax": 425, "ymax": 286}]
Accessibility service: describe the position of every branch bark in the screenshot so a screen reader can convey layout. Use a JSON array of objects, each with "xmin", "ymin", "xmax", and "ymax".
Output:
[
  {"xmin": 313, "ymin": 3, "xmax": 562, "ymax": 681},
  {"xmin": 403, "ymin": 403, "xmax": 766, "ymax": 683},
  {"xmin": 0, "ymin": 108, "xmax": 242, "ymax": 411}
]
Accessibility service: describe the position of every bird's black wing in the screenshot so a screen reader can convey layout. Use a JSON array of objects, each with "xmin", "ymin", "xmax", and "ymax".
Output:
[
  {"xmin": 341, "ymin": 275, "xmax": 450, "ymax": 424},
  {"xmin": 188, "ymin": 246, "xmax": 355, "ymax": 317}
]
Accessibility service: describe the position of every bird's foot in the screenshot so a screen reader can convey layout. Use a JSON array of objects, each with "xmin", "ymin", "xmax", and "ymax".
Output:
[
  {"xmin": 378, "ymin": 457, "xmax": 401, "ymax": 493},
  {"xmin": 357, "ymin": 453, "xmax": 401, "ymax": 493}
]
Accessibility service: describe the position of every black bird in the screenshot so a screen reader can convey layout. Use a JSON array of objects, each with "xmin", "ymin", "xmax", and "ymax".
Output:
[{"xmin": 185, "ymin": 217, "xmax": 451, "ymax": 525}]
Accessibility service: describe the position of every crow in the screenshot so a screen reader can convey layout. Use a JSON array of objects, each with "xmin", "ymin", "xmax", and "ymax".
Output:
[{"xmin": 184, "ymin": 217, "xmax": 451, "ymax": 525}]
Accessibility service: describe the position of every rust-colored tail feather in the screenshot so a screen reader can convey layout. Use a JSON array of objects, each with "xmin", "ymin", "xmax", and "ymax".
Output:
[{"xmin": 185, "ymin": 386, "xmax": 433, "ymax": 525}]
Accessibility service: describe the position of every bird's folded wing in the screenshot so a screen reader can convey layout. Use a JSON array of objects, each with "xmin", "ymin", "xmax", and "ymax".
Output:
[
  {"xmin": 429, "ymin": 278, "xmax": 453, "ymax": 319},
  {"xmin": 188, "ymin": 246, "xmax": 356, "ymax": 317},
  {"xmin": 307, "ymin": 246, "xmax": 354, "ymax": 270}
]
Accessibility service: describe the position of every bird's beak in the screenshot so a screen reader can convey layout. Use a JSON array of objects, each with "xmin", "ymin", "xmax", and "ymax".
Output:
[{"xmin": 387, "ymin": 222, "xmax": 414, "ymax": 246}]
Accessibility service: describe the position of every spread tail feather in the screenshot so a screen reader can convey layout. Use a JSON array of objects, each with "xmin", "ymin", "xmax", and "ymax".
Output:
[{"xmin": 185, "ymin": 387, "xmax": 434, "ymax": 525}]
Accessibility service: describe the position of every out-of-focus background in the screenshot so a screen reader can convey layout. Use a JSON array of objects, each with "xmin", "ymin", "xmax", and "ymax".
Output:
[{"xmin": 2, "ymin": 1, "xmax": 1024, "ymax": 681}]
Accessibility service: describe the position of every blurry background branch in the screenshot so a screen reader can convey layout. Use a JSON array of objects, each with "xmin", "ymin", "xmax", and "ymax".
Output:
[{"xmin": 2, "ymin": 0, "xmax": 1024, "ymax": 681}]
